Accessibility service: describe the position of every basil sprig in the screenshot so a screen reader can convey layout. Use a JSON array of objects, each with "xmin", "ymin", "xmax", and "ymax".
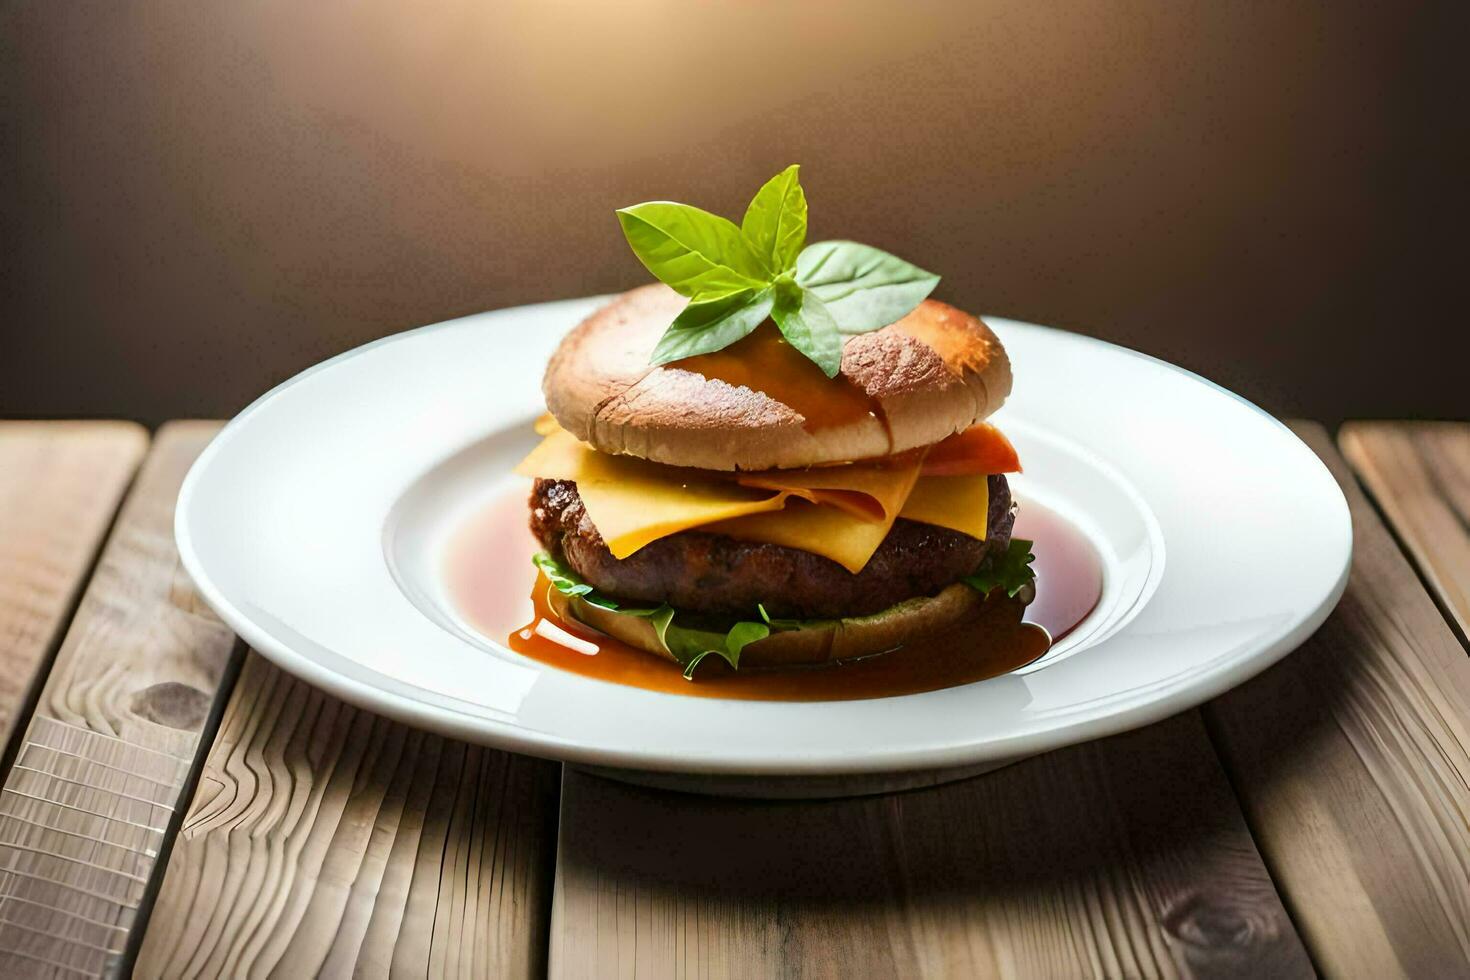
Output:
[{"xmin": 617, "ymin": 165, "xmax": 939, "ymax": 377}]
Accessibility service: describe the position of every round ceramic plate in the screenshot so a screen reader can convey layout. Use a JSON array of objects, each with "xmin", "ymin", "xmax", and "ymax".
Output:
[{"xmin": 177, "ymin": 296, "xmax": 1351, "ymax": 786}]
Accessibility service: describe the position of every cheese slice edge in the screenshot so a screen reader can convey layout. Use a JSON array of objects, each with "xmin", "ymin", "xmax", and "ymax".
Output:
[{"xmin": 516, "ymin": 429, "xmax": 992, "ymax": 569}]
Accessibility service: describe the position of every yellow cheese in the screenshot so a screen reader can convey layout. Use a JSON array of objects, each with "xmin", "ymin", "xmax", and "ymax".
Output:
[
  {"xmin": 736, "ymin": 456, "xmax": 921, "ymax": 522},
  {"xmin": 516, "ymin": 429, "xmax": 791, "ymax": 558},
  {"xmin": 707, "ymin": 499, "xmax": 899, "ymax": 573},
  {"xmin": 515, "ymin": 428, "xmax": 983, "ymax": 571},
  {"xmin": 899, "ymin": 474, "xmax": 990, "ymax": 541},
  {"xmin": 716, "ymin": 473, "xmax": 990, "ymax": 572}
]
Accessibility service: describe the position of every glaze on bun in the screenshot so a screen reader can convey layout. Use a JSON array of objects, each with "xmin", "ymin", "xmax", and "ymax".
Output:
[
  {"xmin": 543, "ymin": 284, "xmax": 1013, "ymax": 471},
  {"xmin": 519, "ymin": 283, "xmax": 1033, "ymax": 678}
]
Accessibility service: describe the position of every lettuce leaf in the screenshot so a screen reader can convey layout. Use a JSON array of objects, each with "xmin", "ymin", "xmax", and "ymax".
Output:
[
  {"xmin": 534, "ymin": 537, "xmax": 1035, "ymax": 681},
  {"xmin": 962, "ymin": 538, "xmax": 1036, "ymax": 598},
  {"xmin": 534, "ymin": 552, "xmax": 768, "ymax": 679},
  {"xmin": 756, "ymin": 602, "xmax": 836, "ymax": 633},
  {"xmin": 675, "ymin": 619, "xmax": 772, "ymax": 680},
  {"xmin": 531, "ymin": 552, "xmax": 617, "ymax": 608}
]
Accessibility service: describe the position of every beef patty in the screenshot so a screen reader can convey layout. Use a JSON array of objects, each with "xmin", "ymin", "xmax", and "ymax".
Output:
[{"xmin": 530, "ymin": 475, "xmax": 1014, "ymax": 619}]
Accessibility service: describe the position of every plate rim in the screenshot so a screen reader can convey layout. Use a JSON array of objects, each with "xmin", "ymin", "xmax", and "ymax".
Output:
[{"xmin": 175, "ymin": 297, "xmax": 1352, "ymax": 775}]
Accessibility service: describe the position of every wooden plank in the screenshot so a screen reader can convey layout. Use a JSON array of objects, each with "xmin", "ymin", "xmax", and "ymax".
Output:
[
  {"xmin": 135, "ymin": 654, "xmax": 560, "ymax": 978},
  {"xmin": 1203, "ymin": 422, "xmax": 1470, "ymax": 978},
  {"xmin": 552, "ymin": 710, "xmax": 1313, "ymax": 979},
  {"xmin": 0, "ymin": 421, "xmax": 239, "ymax": 979},
  {"xmin": 0, "ymin": 422, "xmax": 147, "ymax": 754},
  {"xmin": 1340, "ymin": 421, "xmax": 1470, "ymax": 642}
]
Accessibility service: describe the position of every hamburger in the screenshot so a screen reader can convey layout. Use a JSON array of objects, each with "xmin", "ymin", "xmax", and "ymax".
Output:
[{"xmin": 514, "ymin": 167, "xmax": 1036, "ymax": 679}]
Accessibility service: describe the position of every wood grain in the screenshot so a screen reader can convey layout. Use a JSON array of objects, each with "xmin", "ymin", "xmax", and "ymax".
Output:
[
  {"xmin": 1203, "ymin": 422, "xmax": 1470, "ymax": 978},
  {"xmin": 0, "ymin": 421, "xmax": 238, "ymax": 979},
  {"xmin": 1340, "ymin": 421, "xmax": 1470, "ymax": 642},
  {"xmin": 136, "ymin": 654, "xmax": 560, "ymax": 979},
  {"xmin": 552, "ymin": 711, "xmax": 1312, "ymax": 979},
  {"xmin": 0, "ymin": 422, "xmax": 147, "ymax": 755}
]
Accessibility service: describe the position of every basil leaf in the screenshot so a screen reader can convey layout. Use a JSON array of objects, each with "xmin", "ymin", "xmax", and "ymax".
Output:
[
  {"xmin": 771, "ymin": 283, "xmax": 844, "ymax": 378},
  {"xmin": 962, "ymin": 538, "xmax": 1037, "ymax": 598},
  {"xmin": 796, "ymin": 240, "xmax": 940, "ymax": 335},
  {"xmin": 616, "ymin": 202, "xmax": 769, "ymax": 297},
  {"xmin": 740, "ymin": 164, "xmax": 807, "ymax": 275},
  {"xmin": 650, "ymin": 288, "xmax": 775, "ymax": 366}
]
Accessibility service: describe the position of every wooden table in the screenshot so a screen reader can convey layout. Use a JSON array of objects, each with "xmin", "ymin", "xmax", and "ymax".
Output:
[{"xmin": 0, "ymin": 419, "xmax": 1466, "ymax": 979}]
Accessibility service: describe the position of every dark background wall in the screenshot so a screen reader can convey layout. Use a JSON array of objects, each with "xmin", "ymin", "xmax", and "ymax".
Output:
[{"xmin": 3, "ymin": 1, "xmax": 1465, "ymax": 426}]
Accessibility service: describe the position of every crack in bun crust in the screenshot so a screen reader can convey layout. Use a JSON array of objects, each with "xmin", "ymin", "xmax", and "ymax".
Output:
[{"xmin": 544, "ymin": 284, "xmax": 1013, "ymax": 470}]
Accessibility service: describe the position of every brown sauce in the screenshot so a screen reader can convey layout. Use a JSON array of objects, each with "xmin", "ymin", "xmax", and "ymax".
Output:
[
  {"xmin": 1012, "ymin": 502, "xmax": 1103, "ymax": 643},
  {"xmin": 671, "ymin": 323, "xmax": 885, "ymax": 435},
  {"xmin": 506, "ymin": 576, "xmax": 1048, "ymax": 701},
  {"xmin": 445, "ymin": 486, "xmax": 1103, "ymax": 702}
]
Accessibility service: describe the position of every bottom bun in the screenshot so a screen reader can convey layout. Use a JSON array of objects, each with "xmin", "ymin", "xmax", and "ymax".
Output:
[{"xmin": 550, "ymin": 582, "xmax": 1027, "ymax": 669}]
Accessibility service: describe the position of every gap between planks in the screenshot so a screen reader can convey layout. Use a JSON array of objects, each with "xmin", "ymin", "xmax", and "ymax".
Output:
[
  {"xmin": 1339, "ymin": 421, "xmax": 1470, "ymax": 645},
  {"xmin": 135, "ymin": 654, "xmax": 560, "ymax": 979},
  {"xmin": 0, "ymin": 422, "xmax": 240, "ymax": 980},
  {"xmin": 0, "ymin": 422, "xmax": 148, "ymax": 761},
  {"xmin": 21, "ymin": 417, "xmax": 1465, "ymax": 976},
  {"xmin": 1202, "ymin": 422, "xmax": 1470, "ymax": 978},
  {"xmin": 551, "ymin": 708, "xmax": 1313, "ymax": 980}
]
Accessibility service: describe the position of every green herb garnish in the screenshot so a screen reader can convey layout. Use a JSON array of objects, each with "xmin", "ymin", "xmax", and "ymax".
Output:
[
  {"xmin": 534, "ymin": 539, "xmax": 1035, "ymax": 681},
  {"xmin": 962, "ymin": 539, "xmax": 1037, "ymax": 598},
  {"xmin": 534, "ymin": 552, "xmax": 769, "ymax": 679},
  {"xmin": 616, "ymin": 165, "xmax": 939, "ymax": 377},
  {"xmin": 531, "ymin": 552, "xmax": 617, "ymax": 608},
  {"xmin": 679, "ymin": 620, "xmax": 774, "ymax": 681}
]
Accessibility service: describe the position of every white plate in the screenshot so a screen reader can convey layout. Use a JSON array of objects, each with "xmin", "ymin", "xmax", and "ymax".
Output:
[{"xmin": 177, "ymin": 296, "xmax": 1351, "ymax": 787}]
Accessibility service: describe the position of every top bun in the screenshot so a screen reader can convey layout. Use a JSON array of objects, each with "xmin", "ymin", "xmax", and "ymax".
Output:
[{"xmin": 543, "ymin": 284, "xmax": 1012, "ymax": 471}]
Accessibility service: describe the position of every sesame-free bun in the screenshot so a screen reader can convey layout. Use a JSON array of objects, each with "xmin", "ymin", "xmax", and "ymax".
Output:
[
  {"xmin": 543, "ymin": 284, "xmax": 1012, "ymax": 471},
  {"xmin": 551, "ymin": 581, "xmax": 993, "ymax": 669}
]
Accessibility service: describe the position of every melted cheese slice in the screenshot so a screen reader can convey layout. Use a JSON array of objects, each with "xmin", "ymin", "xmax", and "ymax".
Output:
[
  {"xmin": 516, "ymin": 429, "xmax": 791, "ymax": 558},
  {"xmin": 516, "ymin": 428, "xmax": 985, "ymax": 571},
  {"xmin": 736, "ymin": 455, "xmax": 921, "ymax": 522},
  {"xmin": 899, "ymin": 474, "xmax": 990, "ymax": 541},
  {"xmin": 709, "ymin": 499, "xmax": 899, "ymax": 573}
]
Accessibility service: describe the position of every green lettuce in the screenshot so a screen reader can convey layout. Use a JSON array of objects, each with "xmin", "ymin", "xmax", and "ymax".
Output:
[
  {"xmin": 531, "ymin": 552, "xmax": 617, "ymax": 608},
  {"xmin": 618, "ymin": 165, "xmax": 938, "ymax": 377},
  {"xmin": 962, "ymin": 538, "xmax": 1036, "ymax": 598},
  {"xmin": 534, "ymin": 538, "xmax": 1035, "ymax": 680},
  {"xmin": 534, "ymin": 552, "xmax": 768, "ymax": 679}
]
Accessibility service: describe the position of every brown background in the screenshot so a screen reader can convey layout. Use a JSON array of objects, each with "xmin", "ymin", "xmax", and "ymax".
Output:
[{"xmin": 3, "ymin": 1, "xmax": 1465, "ymax": 426}]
